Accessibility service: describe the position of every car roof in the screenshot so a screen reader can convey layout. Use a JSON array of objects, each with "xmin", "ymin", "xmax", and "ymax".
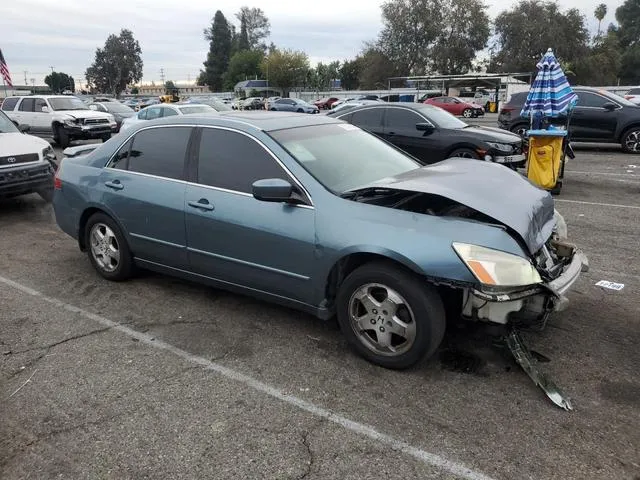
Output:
[
  {"xmin": 331, "ymin": 102, "xmax": 446, "ymax": 115},
  {"xmin": 127, "ymin": 111, "xmax": 343, "ymax": 132}
]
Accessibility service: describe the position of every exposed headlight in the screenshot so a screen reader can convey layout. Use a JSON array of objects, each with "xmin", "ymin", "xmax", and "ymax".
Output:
[
  {"xmin": 63, "ymin": 119, "xmax": 78, "ymax": 127},
  {"xmin": 486, "ymin": 142, "xmax": 514, "ymax": 153},
  {"xmin": 42, "ymin": 145, "xmax": 57, "ymax": 161},
  {"xmin": 452, "ymin": 242, "xmax": 542, "ymax": 287}
]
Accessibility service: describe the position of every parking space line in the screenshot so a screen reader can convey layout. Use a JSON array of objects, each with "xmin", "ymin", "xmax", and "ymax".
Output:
[
  {"xmin": 0, "ymin": 274, "xmax": 495, "ymax": 480},
  {"xmin": 566, "ymin": 171, "xmax": 638, "ymax": 177},
  {"xmin": 555, "ymin": 199, "xmax": 640, "ymax": 210}
]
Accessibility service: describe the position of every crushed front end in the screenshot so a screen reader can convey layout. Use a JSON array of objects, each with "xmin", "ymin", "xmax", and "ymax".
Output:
[{"xmin": 459, "ymin": 234, "xmax": 588, "ymax": 330}]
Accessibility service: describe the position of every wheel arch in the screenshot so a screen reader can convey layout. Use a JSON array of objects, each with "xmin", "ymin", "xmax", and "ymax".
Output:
[
  {"xmin": 322, "ymin": 248, "xmax": 427, "ymax": 312},
  {"xmin": 77, "ymin": 205, "xmax": 129, "ymax": 252},
  {"xmin": 618, "ymin": 122, "xmax": 640, "ymax": 142},
  {"xmin": 445, "ymin": 143, "xmax": 482, "ymax": 158}
]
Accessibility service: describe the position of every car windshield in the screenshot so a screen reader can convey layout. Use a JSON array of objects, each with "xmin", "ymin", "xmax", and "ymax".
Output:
[
  {"xmin": 0, "ymin": 110, "xmax": 19, "ymax": 133},
  {"xmin": 600, "ymin": 90, "xmax": 636, "ymax": 106},
  {"xmin": 104, "ymin": 102, "xmax": 135, "ymax": 113},
  {"xmin": 178, "ymin": 105, "xmax": 215, "ymax": 115},
  {"xmin": 49, "ymin": 97, "xmax": 89, "ymax": 111},
  {"xmin": 269, "ymin": 123, "xmax": 421, "ymax": 193},
  {"xmin": 419, "ymin": 106, "xmax": 468, "ymax": 129}
]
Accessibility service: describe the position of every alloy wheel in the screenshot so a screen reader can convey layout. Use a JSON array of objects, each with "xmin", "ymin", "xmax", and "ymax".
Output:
[
  {"xmin": 348, "ymin": 283, "xmax": 417, "ymax": 357},
  {"xmin": 463, "ymin": 109, "xmax": 472, "ymax": 118},
  {"xmin": 89, "ymin": 223, "xmax": 121, "ymax": 273},
  {"xmin": 624, "ymin": 129, "xmax": 640, "ymax": 153}
]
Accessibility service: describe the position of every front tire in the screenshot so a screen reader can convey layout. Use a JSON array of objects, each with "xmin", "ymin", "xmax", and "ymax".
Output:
[
  {"xmin": 336, "ymin": 261, "xmax": 446, "ymax": 369},
  {"xmin": 462, "ymin": 108, "xmax": 473, "ymax": 118},
  {"xmin": 56, "ymin": 126, "xmax": 70, "ymax": 148},
  {"xmin": 449, "ymin": 148, "xmax": 479, "ymax": 159},
  {"xmin": 101, "ymin": 133, "xmax": 111, "ymax": 143},
  {"xmin": 84, "ymin": 212, "xmax": 134, "ymax": 281},
  {"xmin": 621, "ymin": 127, "xmax": 640, "ymax": 153}
]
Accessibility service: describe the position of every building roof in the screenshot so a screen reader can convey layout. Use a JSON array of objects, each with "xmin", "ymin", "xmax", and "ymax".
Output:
[{"xmin": 234, "ymin": 80, "xmax": 269, "ymax": 89}]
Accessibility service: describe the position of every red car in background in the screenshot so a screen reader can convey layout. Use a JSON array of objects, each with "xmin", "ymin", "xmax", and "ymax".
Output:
[
  {"xmin": 314, "ymin": 97, "xmax": 339, "ymax": 109},
  {"xmin": 424, "ymin": 96, "xmax": 485, "ymax": 118}
]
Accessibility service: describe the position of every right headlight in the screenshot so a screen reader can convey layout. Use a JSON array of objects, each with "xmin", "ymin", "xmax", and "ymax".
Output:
[{"xmin": 452, "ymin": 242, "xmax": 542, "ymax": 287}]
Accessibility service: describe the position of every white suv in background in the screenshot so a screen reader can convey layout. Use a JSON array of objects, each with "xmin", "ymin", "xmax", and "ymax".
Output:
[
  {"xmin": 624, "ymin": 87, "xmax": 640, "ymax": 106},
  {"xmin": 1, "ymin": 95, "xmax": 117, "ymax": 148}
]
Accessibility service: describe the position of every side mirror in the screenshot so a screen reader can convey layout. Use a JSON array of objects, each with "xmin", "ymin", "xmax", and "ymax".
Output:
[
  {"xmin": 41, "ymin": 106, "xmax": 49, "ymax": 113},
  {"xmin": 416, "ymin": 122, "xmax": 434, "ymax": 132},
  {"xmin": 602, "ymin": 102, "xmax": 617, "ymax": 111},
  {"xmin": 18, "ymin": 123, "xmax": 30, "ymax": 133},
  {"xmin": 252, "ymin": 178, "xmax": 293, "ymax": 202}
]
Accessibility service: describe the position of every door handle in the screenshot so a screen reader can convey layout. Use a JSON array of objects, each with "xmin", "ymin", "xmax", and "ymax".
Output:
[
  {"xmin": 188, "ymin": 199, "xmax": 215, "ymax": 211},
  {"xmin": 387, "ymin": 131, "xmax": 396, "ymax": 136},
  {"xmin": 104, "ymin": 180, "xmax": 124, "ymax": 190}
]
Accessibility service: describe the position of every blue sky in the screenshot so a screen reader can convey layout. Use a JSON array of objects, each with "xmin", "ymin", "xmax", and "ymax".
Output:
[{"xmin": 0, "ymin": 0, "xmax": 622, "ymax": 88}]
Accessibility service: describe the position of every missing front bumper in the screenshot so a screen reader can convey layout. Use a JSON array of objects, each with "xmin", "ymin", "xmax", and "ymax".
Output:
[{"xmin": 462, "ymin": 250, "xmax": 589, "ymax": 326}]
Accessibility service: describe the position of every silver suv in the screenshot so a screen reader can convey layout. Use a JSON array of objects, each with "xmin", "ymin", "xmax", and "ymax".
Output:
[{"xmin": 1, "ymin": 95, "xmax": 117, "ymax": 148}]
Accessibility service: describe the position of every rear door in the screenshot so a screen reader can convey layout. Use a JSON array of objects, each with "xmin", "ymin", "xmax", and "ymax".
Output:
[
  {"xmin": 16, "ymin": 97, "xmax": 36, "ymax": 129},
  {"xmin": 570, "ymin": 91, "xmax": 619, "ymax": 141},
  {"xmin": 99, "ymin": 125, "xmax": 192, "ymax": 269},
  {"xmin": 383, "ymin": 107, "xmax": 439, "ymax": 163},
  {"xmin": 184, "ymin": 127, "xmax": 316, "ymax": 303},
  {"xmin": 347, "ymin": 107, "xmax": 384, "ymax": 137}
]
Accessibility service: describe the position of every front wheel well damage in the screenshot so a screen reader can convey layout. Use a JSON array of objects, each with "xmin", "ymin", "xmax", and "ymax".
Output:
[{"xmin": 323, "ymin": 253, "xmax": 464, "ymax": 322}]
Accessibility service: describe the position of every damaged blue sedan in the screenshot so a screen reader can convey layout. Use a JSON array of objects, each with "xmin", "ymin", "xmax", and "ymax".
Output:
[{"xmin": 52, "ymin": 112, "xmax": 587, "ymax": 377}]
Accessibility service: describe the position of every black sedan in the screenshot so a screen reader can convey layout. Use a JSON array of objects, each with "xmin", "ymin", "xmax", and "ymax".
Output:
[
  {"xmin": 329, "ymin": 103, "xmax": 524, "ymax": 164},
  {"xmin": 498, "ymin": 86, "xmax": 640, "ymax": 153},
  {"xmin": 88, "ymin": 101, "xmax": 135, "ymax": 132}
]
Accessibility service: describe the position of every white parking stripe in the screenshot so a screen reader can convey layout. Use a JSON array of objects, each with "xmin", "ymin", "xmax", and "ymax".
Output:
[
  {"xmin": 555, "ymin": 199, "xmax": 640, "ymax": 210},
  {"xmin": 566, "ymin": 171, "xmax": 638, "ymax": 177},
  {"xmin": 0, "ymin": 274, "xmax": 496, "ymax": 480}
]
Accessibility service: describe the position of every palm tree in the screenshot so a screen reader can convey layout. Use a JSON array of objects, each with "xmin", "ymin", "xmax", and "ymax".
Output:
[{"xmin": 594, "ymin": 4, "xmax": 607, "ymax": 37}]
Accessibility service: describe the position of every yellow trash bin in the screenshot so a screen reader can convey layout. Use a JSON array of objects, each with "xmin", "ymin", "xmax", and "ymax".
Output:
[{"xmin": 526, "ymin": 129, "xmax": 567, "ymax": 190}]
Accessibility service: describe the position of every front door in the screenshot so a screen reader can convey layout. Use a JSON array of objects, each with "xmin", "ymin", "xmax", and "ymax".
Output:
[
  {"xmin": 185, "ymin": 127, "xmax": 316, "ymax": 304},
  {"xmin": 99, "ymin": 126, "xmax": 192, "ymax": 269},
  {"xmin": 382, "ymin": 107, "xmax": 438, "ymax": 163},
  {"xmin": 570, "ymin": 92, "xmax": 619, "ymax": 141}
]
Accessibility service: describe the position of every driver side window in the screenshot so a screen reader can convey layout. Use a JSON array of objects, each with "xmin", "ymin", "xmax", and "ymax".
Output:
[{"xmin": 138, "ymin": 109, "xmax": 149, "ymax": 120}]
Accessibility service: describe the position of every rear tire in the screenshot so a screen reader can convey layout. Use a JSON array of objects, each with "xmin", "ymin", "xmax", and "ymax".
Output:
[
  {"xmin": 84, "ymin": 212, "xmax": 134, "ymax": 281},
  {"xmin": 449, "ymin": 148, "xmax": 479, "ymax": 159},
  {"xmin": 296, "ymin": 108, "xmax": 304, "ymax": 113},
  {"xmin": 336, "ymin": 261, "xmax": 446, "ymax": 369}
]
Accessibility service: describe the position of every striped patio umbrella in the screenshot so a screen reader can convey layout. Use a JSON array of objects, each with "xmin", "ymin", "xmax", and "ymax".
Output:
[{"xmin": 520, "ymin": 48, "xmax": 578, "ymax": 121}]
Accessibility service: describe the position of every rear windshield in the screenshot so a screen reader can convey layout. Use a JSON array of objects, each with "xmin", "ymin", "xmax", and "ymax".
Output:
[{"xmin": 178, "ymin": 105, "xmax": 215, "ymax": 115}]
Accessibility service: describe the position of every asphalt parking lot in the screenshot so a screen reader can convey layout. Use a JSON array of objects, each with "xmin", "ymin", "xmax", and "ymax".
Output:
[{"xmin": 1, "ymin": 130, "xmax": 639, "ymax": 479}]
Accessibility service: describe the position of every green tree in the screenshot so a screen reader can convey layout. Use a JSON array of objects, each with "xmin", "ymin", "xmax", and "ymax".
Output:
[
  {"xmin": 594, "ymin": 4, "xmax": 607, "ymax": 37},
  {"xmin": 164, "ymin": 80, "xmax": 177, "ymax": 93},
  {"xmin": 44, "ymin": 71, "xmax": 75, "ymax": 93},
  {"xmin": 340, "ymin": 59, "xmax": 360, "ymax": 90},
  {"xmin": 203, "ymin": 10, "xmax": 233, "ymax": 91},
  {"xmin": 260, "ymin": 48, "xmax": 309, "ymax": 96},
  {"xmin": 85, "ymin": 29, "xmax": 143, "ymax": 97},
  {"xmin": 378, "ymin": 0, "xmax": 443, "ymax": 74},
  {"xmin": 490, "ymin": 1, "xmax": 589, "ymax": 73},
  {"xmin": 431, "ymin": 0, "xmax": 490, "ymax": 74},
  {"xmin": 356, "ymin": 47, "xmax": 401, "ymax": 89},
  {"xmin": 238, "ymin": 11, "xmax": 250, "ymax": 51},
  {"xmin": 223, "ymin": 49, "xmax": 264, "ymax": 90},
  {"xmin": 615, "ymin": 0, "xmax": 640, "ymax": 48},
  {"xmin": 235, "ymin": 6, "xmax": 270, "ymax": 51},
  {"xmin": 130, "ymin": 86, "xmax": 139, "ymax": 94},
  {"xmin": 572, "ymin": 32, "xmax": 621, "ymax": 85}
]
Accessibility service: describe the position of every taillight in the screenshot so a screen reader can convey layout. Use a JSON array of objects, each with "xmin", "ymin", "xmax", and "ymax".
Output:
[
  {"xmin": 500, "ymin": 105, "xmax": 516, "ymax": 114},
  {"xmin": 53, "ymin": 159, "xmax": 63, "ymax": 190}
]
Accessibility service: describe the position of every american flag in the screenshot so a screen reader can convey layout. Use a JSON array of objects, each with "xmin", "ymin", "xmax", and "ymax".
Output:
[{"xmin": 0, "ymin": 48, "xmax": 13, "ymax": 88}]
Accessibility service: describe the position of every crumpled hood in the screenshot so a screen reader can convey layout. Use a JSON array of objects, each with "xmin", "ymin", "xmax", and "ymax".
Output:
[
  {"xmin": 366, "ymin": 158, "xmax": 556, "ymax": 254},
  {"xmin": 59, "ymin": 109, "xmax": 113, "ymax": 120}
]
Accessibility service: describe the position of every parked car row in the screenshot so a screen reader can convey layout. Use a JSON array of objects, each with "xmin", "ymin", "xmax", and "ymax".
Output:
[
  {"xmin": 51, "ymin": 111, "xmax": 587, "ymax": 371},
  {"xmin": 498, "ymin": 86, "xmax": 640, "ymax": 153}
]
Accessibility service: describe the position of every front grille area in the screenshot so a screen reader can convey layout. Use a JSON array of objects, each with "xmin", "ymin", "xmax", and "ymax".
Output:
[
  {"xmin": 0, "ymin": 164, "xmax": 50, "ymax": 185},
  {"xmin": 83, "ymin": 118, "xmax": 109, "ymax": 125},
  {"xmin": 0, "ymin": 153, "xmax": 39, "ymax": 167}
]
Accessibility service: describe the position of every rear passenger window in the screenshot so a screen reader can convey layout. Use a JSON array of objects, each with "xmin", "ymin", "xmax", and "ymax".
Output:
[
  {"xmin": 1, "ymin": 97, "xmax": 19, "ymax": 111},
  {"xmin": 197, "ymin": 128, "xmax": 288, "ymax": 193},
  {"xmin": 19, "ymin": 98, "xmax": 35, "ymax": 112},
  {"xmin": 128, "ymin": 127, "xmax": 191, "ymax": 180}
]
